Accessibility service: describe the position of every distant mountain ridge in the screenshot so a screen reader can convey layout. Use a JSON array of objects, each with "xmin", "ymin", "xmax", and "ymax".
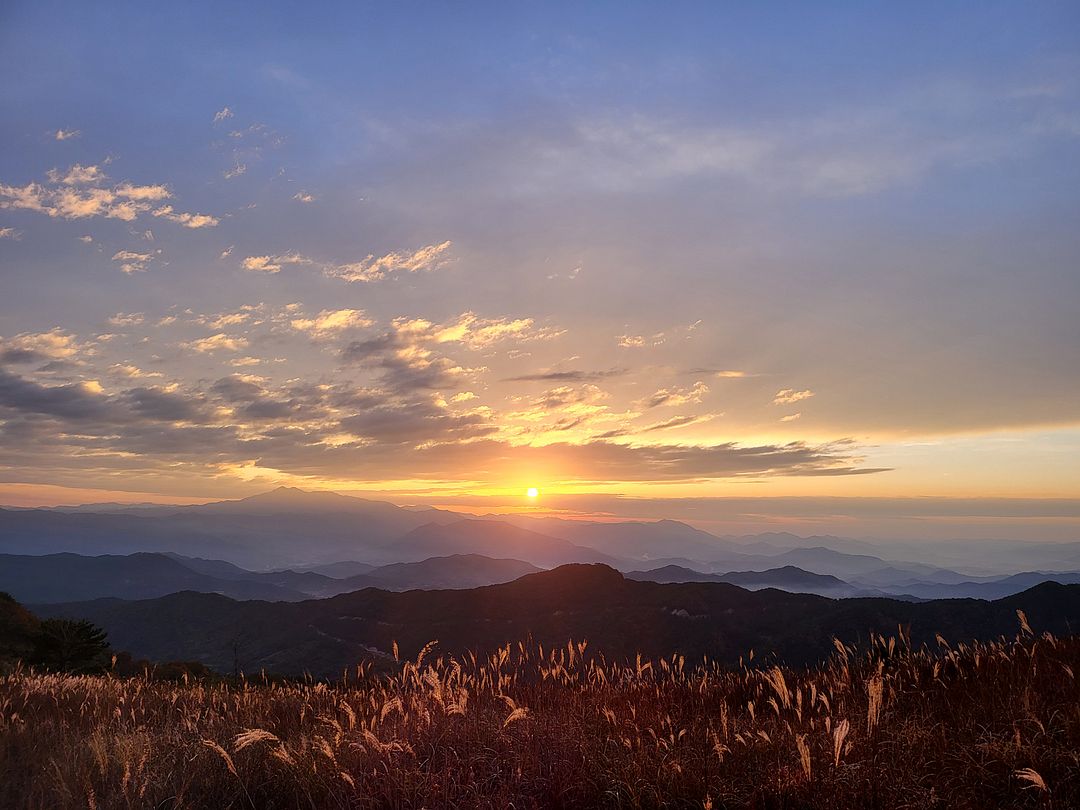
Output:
[
  {"xmin": 0, "ymin": 552, "xmax": 544, "ymax": 603},
  {"xmin": 34, "ymin": 565, "xmax": 1080, "ymax": 678},
  {"xmin": 3, "ymin": 487, "xmax": 1078, "ymax": 598},
  {"xmin": 389, "ymin": 520, "xmax": 621, "ymax": 567},
  {"xmin": 626, "ymin": 564, "xmax": 886, "ymax": 598}
]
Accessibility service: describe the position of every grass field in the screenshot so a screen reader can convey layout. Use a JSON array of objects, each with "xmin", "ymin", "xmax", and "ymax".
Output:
[{"xmin": 2, "ymin": 618, "xmax": 1077, "ymax": 808}]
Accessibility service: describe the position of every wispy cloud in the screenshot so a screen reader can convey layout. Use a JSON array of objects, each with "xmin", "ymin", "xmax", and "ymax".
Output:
[
  {"xmin": 329, "ymin": 240, "xmax": 454, "ymax": 282},
  {"xmin": 774, "ymin": 388, "xmax": 815, "ymax": 405},
  {"xmin": 503, "ymin": 368, "xmax": 627, "ymax": 383},
  {"xmin": 111, "ymin": 250, "xmax": 156, "ymax": 274},
  {"xmin": 53, "ymin": 128, "xmax": 81, "ymax": 141},
  {"xmin": 637, "ymin": 381, "xmax": 709, "ymax": 409},
  {"xmin": 240, "ymin": 253, "xmax": 313, "ymax": 274},
  {"xmin": 240, "ymin": 241, "xmax": 452, "ymax": 282},
  {"xmin": 151, "ymin": 205, "xmax": 218, "ymax": 228},
  {"xmin": 109, "ymin": 363, "xmax": 163, "ymax": 379},
  {"xmin": 106, "ymin": 312, "xmax": 145, "ymax": 327}
]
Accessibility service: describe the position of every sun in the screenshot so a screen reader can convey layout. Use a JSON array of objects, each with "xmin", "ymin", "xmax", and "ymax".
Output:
[{"xmin": 526, "ymin": 487, "xmax": 539, "ymax": 499}]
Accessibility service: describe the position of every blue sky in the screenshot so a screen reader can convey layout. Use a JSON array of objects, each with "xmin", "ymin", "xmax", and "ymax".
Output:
[{"xmin": 1, "ymin": 2, "xmax": 1078, "ymax": 538}]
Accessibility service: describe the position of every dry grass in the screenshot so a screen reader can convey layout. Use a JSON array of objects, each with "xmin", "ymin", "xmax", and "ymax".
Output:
[{"xmin": 2, "ymin": 630, "xmax": 1079, "ymax": 808}]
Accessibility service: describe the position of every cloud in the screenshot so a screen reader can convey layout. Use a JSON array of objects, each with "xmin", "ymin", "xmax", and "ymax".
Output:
[
  {"xmin": 507, "ymin": 92, "xmax": 1063, "ymax": 198},
  {"xmin": 637, "ymin": 381, "xmax": 708, "ymax": 409},
  {"xmin": 223, "ymin": 163, "xmax": 247, "ymax": 180},
  {"xmin": 124, "ymin": 385, "xmax": 210, "ymax": 422},
  {"xmin": 239, "ymin": 242, "xmax": 453, "ymax": 282},
  {"xmin": 108, "ymin": 364, "xmax": 162, "ymax": 379},
  {"xmin": 213, "ymin": 107, "xmax": 234, "ymax": 123},
  {"xmin": 617, "ymin": 332, "xmax": 664, "ymax": 349},
  {"xmin": 529, "ymin": 384, "xmax": 608, "ymax": 411},
  {"xmin": 341, "ymin": 312, "xmax": 563, "ymax": 396},
  {"xmin": 47, "ymin": 164, "xmax": 107, "ymax": 185},
  {"xmin": 0, "ymin": 167, "xmax": 214, "ymax": 227},
  {"xmin": 111, "ymin": 250, "xmax": 155, "ymax": 274},
  {"xmin": 502, "ymin": 383, "xmax": 617, "ymax": 438},
  {"xmin": 686, "ymin": 368, "xmax": 760, "ymax": 379},
  {"xmin": 116, "ymin": 183, "xmax": 170, "ymax": 201},
  {"xmin": 338, "ymin": 398, "xmax": 495, "ymax": 446},
  {"xmin": 329, "ymin": 241, "xmax": 453, "ymax": 282},
  {"xmin": 209, "ymin": 374, "xmax": 267, "ymax": 403},
  {"xmin": 290, "ymin": 309, "xmax": 373, "ymax": 336},
  {"xmin": 240, "ymin": 253, "xmax": 314, "ymax": 273},
  {"xmin": 0, "ymin": 363, "xmax": 879, "ymax": 486},
  {"xmin": 503, "ymin": 368, "xmax": 627, "ymax": 383},
  {"xmin": 197, "ymin": 310, "xmax": 252, "ymax": 330},
  {"xmin": 773, "ymin": 388, "xmax": 815, "ymax": 405},
  {"xmin": 152, "ymin": 205, "xmax": 219, "ymax": 228},
  {"xmin": 393, "ymin": 312, "xmax": 559, "ymax": 349},
  {"xmin": 241, "ymin": 255, "xmax": 278, "ymax": 273},
  {"xmin": 187, "ymin": 333, "xmax": 249, "ymax": 354},
  {"xmin": 106, "ymin": 312, "xmax": 145, "ymax": 327},
  {"xmin": 0, "ymin": 328, "xmax": 86, "ymax": 365},
  {"xmin": 54, "ymin": 128, "xmax": 80, "ymax": 141},
  {"xmin": 595, "ymin": 412, "xmax": 716, "ymax": 439},
  {"xmin": 0, "ymin": 367, "xmax": 110, "ymax": 420},
  {"xmin": 0, "ymin": 227, "xmax": 20, "ymax": 240},
  {"xmin": 341, "ymin": 332, "xmax": 470, "ymax": 394},
  {"xmin": 293, "ymin": 191, "xmax": 315, "ymax": 203},
  {"xmin": 639, "ymin": 414, "xmax": 712, "ymax": 433},
  {"xmin": 780, "ymin": 413, "xmax": 802, "ymax": 422}
]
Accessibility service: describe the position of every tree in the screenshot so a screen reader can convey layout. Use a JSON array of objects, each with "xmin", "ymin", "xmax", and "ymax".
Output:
[
  {"xmin": 0, "ymin": 592, "xmax": 41, "ymax": 671},
  {"xmin": 33, "ymin": 618, "xmax": 110, "ymax": 673}
]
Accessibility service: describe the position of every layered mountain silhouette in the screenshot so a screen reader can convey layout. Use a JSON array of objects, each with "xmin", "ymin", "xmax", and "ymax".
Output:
[
  {"xmin": 33, "ymin": 565, "xmax": 1080, "ymax": 678},
  {"xmin": 389, "ymin": 520, "xmax": 619, "ymax": 567},
  {"xmin": 0, "ymin": 552, "xmax": 542, "ymax": 603},
  {"xmin": 3, "ymin": 487, "xmax": 1079, "ymax": 601},
  {"xmin": 625, "ymin": 564, "xmax": 884, "ymax": 598}
]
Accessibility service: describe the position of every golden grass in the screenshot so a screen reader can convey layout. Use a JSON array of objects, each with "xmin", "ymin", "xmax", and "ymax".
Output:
[{"xmin": 2, "ymin": 629, "xmax": 1079, "ymax": 808}]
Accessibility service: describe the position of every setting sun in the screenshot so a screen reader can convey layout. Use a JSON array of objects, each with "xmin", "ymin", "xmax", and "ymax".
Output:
[{"xmin": 1, "ymin": 5, "xmax": 1078, "ymax": 808}]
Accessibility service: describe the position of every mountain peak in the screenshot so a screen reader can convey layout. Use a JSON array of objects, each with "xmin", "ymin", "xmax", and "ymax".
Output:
[
  {"xmin": 515, "ymin": 563, "xmax": 626, "ymax": 590},
  {"xmin": 251, "ymin": 486, "xmax": 344, "ymax": 501}
]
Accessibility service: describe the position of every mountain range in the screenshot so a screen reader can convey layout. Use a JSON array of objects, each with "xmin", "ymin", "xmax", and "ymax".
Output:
[
  {"xmin": 0, "ymin": 552, "xmax": 542, "ymax": 603},
  {"xmin": 32, "ymin": 564, "xmax": 1080, "ymax": 678},
  {"xmin": 3, "ymin": 486, "xmax": 1079, "ymax": 602}
]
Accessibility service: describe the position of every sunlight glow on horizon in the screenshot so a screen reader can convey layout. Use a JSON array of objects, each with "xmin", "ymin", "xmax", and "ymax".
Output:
[{"xmin": 0, "ymin": 3, "xmax": 1077, "ymax": 540}]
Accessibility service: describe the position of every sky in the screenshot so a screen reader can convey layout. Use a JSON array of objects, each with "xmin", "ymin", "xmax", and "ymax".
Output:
[{"xmin": 1, "ymin": 2, "xmax": 1078, "ymax": 539}]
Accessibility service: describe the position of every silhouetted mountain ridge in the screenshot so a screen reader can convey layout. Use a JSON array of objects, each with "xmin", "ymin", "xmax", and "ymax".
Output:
[
  {"xmin": 33, "ymin": 564, "xmax": 1080, "ymax": 678},
  {"xmin": 0, "ymin": 552, "xmax": 547, "ymax": 603}
]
